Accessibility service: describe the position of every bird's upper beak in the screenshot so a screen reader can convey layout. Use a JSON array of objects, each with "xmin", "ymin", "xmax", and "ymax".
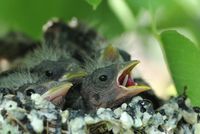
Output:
[
  {"xmin": 41, "ymin": 81, "xmax": 73, "ymax": 105},
  {"xmin": 42, "ymin": 70, "xmax": 87, "ymax": 106},
  {"xmin": 115, "ymin": 60, "xmax": 151, "ymax": 103},
  {"xmin": 59, "ymin": 69, "xmax": 87, "ymax": 82}
]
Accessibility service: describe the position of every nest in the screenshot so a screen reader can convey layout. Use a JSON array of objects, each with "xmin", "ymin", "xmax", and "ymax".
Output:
[{"xmin": 0, "ymin": 92, "xmax": 199, "ymax": 134}]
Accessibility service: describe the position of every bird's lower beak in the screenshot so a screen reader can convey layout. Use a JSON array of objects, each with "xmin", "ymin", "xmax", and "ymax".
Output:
[
  {"xmin": 41, "ymin": 82, "xmax": 73, "ymax": 105},
  {"xmin": 115, "ymin": 60, "xmax": 151, "ymax": 102}
]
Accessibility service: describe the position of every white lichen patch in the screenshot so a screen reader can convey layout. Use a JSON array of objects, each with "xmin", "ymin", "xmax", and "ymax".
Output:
[
  {"xmin": 9, "ymin": 108, "xmax": 26, "ymax": 120},
  {"xmin": 27, "ymin": 110, "xmax": 44, "ymax": 133},
  {"xmin": 150, "ymin": 113, "xmax": 165, "ymax": 125},
  {"xmin": 0, "ymin": 121, "xmax": 21, "ymax": 134},
  {"xmin": 84, "ymin": 115, "xmax": 96, "ymax": 124},
  {"xmin": 114, "ymin": 107, "xmax": 123, "ymax": 118},
  {"xmin": 3, "ymin": 100, "xmax": 17, "ymax": 110},
  {"xmin": 142, "ymin": 112, "xmax": 152, "ymax": 125},
  {"xmin": 0, "ymin": 114, "xmax": 4, "ymax": 124},
  {"xmin": 182, "ymin": 110, "xmax": 197, "ymax": 124},
  {"xmin": 194, "ymin": 123, "xmax": 200, "ymax": 134},
  {"xmin": 69, "ymin": 117, "xmax": 86, "ymax": 134},
  {"xmin": 129, "ymin": 96, "xmax": 143, "ymax": 107},
  {"xmin": 97, "ymin": 108, "xmax": 114, "ymax": 120},
  {"xmin": 120, "ymin": 112, "xmax": 134, "ymax": 129},
  {"xmin": 121, "ymin": 103, "xmax": 127, "ymax": 110},
  {"xmin": 61, "ymin": 110, "xmax": 69, "ymax": 123},
  {"xmin": 31, "ymin": 93, "xmax": 55, "ymax": 109},
  {"xmin": 145, "ymin": 126, "xmax": 166, "ymax": 134}
]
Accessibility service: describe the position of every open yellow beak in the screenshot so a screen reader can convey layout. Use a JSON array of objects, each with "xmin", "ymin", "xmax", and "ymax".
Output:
[{"xmin": 115, "ymin": 60, "xmax": 151, "ymax": 101}]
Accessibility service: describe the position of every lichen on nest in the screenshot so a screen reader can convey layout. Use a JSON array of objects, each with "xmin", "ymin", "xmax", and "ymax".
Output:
[{"xmin": 0, "ymin": 91, "xmax": 199, "ymax": 134}]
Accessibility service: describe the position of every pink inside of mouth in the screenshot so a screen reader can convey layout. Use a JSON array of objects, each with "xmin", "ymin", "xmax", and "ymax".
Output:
[{"xmin": 118, "ymin": 72, "xmax": 136, "ymax": 87}]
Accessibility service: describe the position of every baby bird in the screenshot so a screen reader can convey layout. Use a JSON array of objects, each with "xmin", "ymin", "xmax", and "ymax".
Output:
[
  {"xmin": 80, "ymin": 60, "xmax": 150, "ymax": 112},
  {"xmin": 0, "ymin": 44, "xmax": 86, "ymax": 107},
  {"xmin": 65, "ymin": 45, "xmax": 161, "ymax": 112},
  {"xmin": 22, "ymin": 45, "xmax": 85, "ymax": 82},
  {"xmin": 95, "ymin": 45, "xmax": 163, "ymax": 109},
  {"xmin": 19, "ymin": 79, "xmax": 73, "ymax": 108},
  {"xmin": 0, "ymin": 31, "xmax": 38, "ymax": 62},
  {"xmin": 0, "ymin": 70, "xmax": 40, "ymax": 90},
  {"xmin": 42, "ymin": 18, "xmax": 104, "ymax": 63},
  {"xmin": 0, "ymin": 68, "xmax": 81, "ymax": 108}
]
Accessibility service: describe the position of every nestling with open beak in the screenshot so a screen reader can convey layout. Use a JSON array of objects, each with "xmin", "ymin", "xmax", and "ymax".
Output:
[
  {"xmin": 63, "ymin": 45, "xmax": 157, "ymax": 112},
  {"xmin": 95, "ymin": 44, "xmax": 163, "ymax": 109},
  {"xmin": 80, "ymin": 60, "xmax": 150, "ymax": 112}
]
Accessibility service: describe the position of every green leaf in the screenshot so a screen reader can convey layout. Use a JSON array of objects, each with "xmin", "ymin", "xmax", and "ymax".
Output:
[
  {"xmin": 160, "ymin": 30, "xmax": 200, "ymax": 106},
  {"xmin": 86, "ymin": 0, "xmax": 102, "ymax": 9}
]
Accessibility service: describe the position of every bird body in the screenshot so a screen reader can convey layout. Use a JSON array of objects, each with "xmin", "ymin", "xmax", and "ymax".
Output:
[
  {"xmin": 0, "ymin": 31, "xmax": 38, "ymax": 62},
  {"xmin": 0, "ymin": 70, "xmax": 40, "ymax": 90},
  {"xmin": 43, "ymin": 18, "xmax": 104, "ymax": 63}
]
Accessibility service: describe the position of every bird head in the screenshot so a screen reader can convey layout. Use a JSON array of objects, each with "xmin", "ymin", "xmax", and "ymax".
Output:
[
  {"xmin": 32, "ymin": 59, "xmax": 82, "ymax": 81},
  {"xmin": 19, "ymin": 69, "xmax": 86, "ymax": 108},
  {"xmin": 22, "ymin": 81, "xmax": 73, "ymax": 107},
  {"xmin": 81, "ymin": 60, "xmax": 150, "ymax": 111}
]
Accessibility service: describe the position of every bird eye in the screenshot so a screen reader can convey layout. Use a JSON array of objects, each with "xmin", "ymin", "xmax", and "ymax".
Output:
[
  {"xmin": 45, "ymin": 70, "xmax": 53, "ymax": 77},
  {"xmin": 99, "ymin": 75, "xmax": 108, "ymax": 81},
  {"xmin": 25, "ymin": 89, "xmax": 35, "ymax": 96}
]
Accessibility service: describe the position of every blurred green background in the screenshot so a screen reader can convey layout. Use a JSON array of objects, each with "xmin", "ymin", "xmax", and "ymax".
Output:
[
  {"xmin": 0, "ymin": 0, "xmax": 124, "ymax": 39},
  {"xmin": 0, "ymin": 0, "xmax": 199, "ymax": 42},
  {"xmin": 0, "ymin": 0, "xmax": 200, "ymax": 104}
]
